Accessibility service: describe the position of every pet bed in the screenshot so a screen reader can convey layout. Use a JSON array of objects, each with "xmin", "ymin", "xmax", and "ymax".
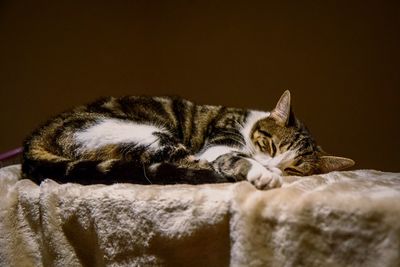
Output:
[{"xmin": 1, "ymin": 162, "xmax": 400, "ymax": 266}]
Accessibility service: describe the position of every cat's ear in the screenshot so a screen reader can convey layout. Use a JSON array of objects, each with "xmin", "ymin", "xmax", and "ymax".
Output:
[
  {"xmin": 270, "ymin": 90, "xmax": 292, "ymax": 126},
  {"xmin": 318, "ymin": 156, "xmax": 355, "ymax": 173}
]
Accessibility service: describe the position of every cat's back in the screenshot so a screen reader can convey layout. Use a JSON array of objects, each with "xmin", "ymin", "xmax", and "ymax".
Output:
[{"xmin": 22, "ymin": 95, "xmax": 222, "ymax": 155}]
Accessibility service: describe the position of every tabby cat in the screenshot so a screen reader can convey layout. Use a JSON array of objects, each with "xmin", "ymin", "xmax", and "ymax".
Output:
[{"xmin": 22, "ymin": 91, "xmax": 354, "ymax": 189}]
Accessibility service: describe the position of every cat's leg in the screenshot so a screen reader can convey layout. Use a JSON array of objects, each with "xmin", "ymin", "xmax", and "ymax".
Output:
[
  {"xmin": 131, "ymin": 131, "xmax": 191, "ymax": 164},
  {"xmin": 68, "ymin": 143, "xmax": 218, "ymax": 185},
  {"xmin": 245, "ymin": 159, "xmax": 283, "ymax": 189},
  {"xmin": 134, "ymin": 132, "xmax": 231, "ymax": 184},
  {"xmin": 212, "ymin": 152, "xmax": 283, "ymax": 189},
  {"xmin": 64, "ymin": 130, "xmax": 197, "ymax": 184}
]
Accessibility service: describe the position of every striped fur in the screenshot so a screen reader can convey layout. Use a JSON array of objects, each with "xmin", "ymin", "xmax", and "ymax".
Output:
[{"xmin": 22, "ymin": 91, "xmax": 354, "ymax": 189}]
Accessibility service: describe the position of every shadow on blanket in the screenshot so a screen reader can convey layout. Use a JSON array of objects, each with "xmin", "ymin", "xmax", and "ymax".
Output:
[{"xmin": 1, "ymin": 165, "xmax": 400, "ymax": 267}]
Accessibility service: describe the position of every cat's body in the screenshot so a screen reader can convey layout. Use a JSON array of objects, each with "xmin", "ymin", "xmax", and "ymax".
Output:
[{"xmin": 22, "ymin": 91, "xmax": 354, "ymax": 189}]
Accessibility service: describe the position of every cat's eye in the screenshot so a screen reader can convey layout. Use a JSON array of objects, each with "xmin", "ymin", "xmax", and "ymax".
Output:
[
  {"xmin": 270, "ymin": 141, "xmax": 277, "ymax": 157},
  {"xmin": 258, "ymin": 129, "xmax": 272, "ymax": 138},
  {"xmin": 284, "ymin": 167, "xmax": 303, "ymax": 176},
  {"xmin": 255, "ymin": 140, "xmax": 267, "ymax": 152},
  {"xmin": 293, "ymin": 159, "xmax": 303, "ymax": 166}
]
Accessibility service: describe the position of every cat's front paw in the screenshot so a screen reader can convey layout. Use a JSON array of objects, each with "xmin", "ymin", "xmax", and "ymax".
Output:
[{"xmin": 246, "ymin": 162, "xmax": 282, "ymax": 190}]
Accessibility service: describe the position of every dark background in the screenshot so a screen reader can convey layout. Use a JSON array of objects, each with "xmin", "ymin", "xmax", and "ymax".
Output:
[{"xmin": 0, "ymin": 1, "xmax": 399, "ymax": 171}]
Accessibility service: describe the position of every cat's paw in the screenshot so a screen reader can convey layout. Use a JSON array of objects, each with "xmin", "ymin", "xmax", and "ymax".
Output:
[
  {"xmin": 246, "ymin": 161, "xmax": 282, "ymax": 190},
  {"xmin": 178, "ymin": 155, "xmax": 213, "ymax": 170}
]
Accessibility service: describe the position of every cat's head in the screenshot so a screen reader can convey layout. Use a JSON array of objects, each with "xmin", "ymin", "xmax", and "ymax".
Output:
[{"xmin": 251, "ymin": 90, "xmax": 355, "ymax": 176}]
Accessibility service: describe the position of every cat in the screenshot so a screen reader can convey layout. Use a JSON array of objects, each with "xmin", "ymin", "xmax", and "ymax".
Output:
[{"xmin": 21, "ymin": 90, "xmax": 354, "ymax": 189}]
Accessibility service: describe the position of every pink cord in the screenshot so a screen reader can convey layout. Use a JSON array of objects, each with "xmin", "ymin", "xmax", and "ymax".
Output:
[{"xmin": 0, "ymin": 147, "xmax": 23, "ymax": 161}]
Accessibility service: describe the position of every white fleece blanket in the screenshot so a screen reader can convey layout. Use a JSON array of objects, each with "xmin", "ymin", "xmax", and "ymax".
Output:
[{"xmin": 1, "ymin": 165, "xmax": 400, "ymax": 267}]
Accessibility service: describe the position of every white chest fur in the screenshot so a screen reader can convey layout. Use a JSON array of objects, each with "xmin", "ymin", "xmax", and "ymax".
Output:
[
  {"xmin": 195, "ymin": 111, "xmax": 269, "ymax": 162},
  {"xmin": 195, "ymin": 146, "xmax": 239, "ymax": 162}
]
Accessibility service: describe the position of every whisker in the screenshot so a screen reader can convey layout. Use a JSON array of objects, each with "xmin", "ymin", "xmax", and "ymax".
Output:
[
  {"xmin": 142, "ymin": 162, "xmax": 153, "ymax": 184},
  {"xmin": 234, "ymin": 120, "xmax": 258, "ymax": 155}
]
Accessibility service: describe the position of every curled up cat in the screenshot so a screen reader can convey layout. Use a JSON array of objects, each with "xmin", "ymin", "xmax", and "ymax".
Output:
[{"xmin": 22, "ymin": 90, "xmax": 354, "ymax": 190}]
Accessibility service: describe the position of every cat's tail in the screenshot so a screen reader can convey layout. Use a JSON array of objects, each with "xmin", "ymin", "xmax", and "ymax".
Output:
[
  {"xmin": 21, "ymin": 144, "xmax": 98, "ymax": 184},
  {"xmin": 22, "ymin": 145, "xmax": 230, "ymax": 185}
]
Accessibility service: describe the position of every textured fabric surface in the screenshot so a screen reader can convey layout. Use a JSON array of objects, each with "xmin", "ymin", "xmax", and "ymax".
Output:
[{"xmin": 1, "ymin": 165, "xmax": 400, "ymax": 267}]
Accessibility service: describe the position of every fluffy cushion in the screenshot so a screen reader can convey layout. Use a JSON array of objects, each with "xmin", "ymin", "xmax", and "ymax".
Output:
[{"xmin": 1, "ymin": 165, "xmax": 400, "ymax": 266}]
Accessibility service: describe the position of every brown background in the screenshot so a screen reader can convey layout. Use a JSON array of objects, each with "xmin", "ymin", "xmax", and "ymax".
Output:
[{"xmin": 0, "ymin": 1, "xmax": 399, "ymax": 171}]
